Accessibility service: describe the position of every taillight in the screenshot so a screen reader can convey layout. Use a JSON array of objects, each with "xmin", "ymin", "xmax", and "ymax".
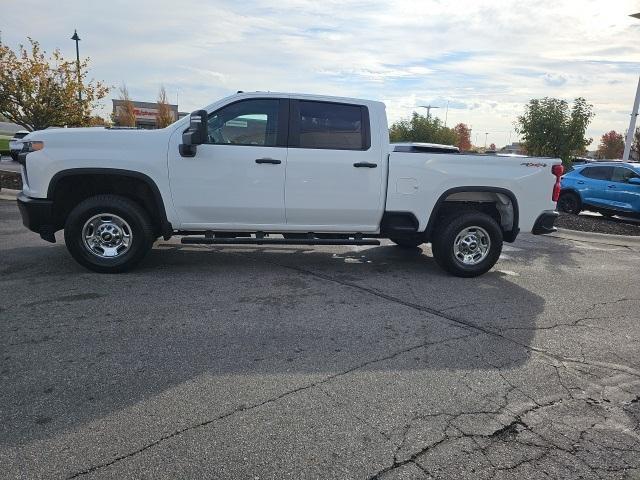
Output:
[{"xmin": 551, "ymin": 164, "xmax": 563, "ymax": 202}]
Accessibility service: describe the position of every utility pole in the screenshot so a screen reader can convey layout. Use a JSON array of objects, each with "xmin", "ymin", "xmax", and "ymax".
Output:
[
  {"xmin": 71, "ymin": 30, "xmax": 82, "ymax": 103},
  {"xmin": 623, "ymin": 76, "xmax": 640, "ymax": 161},
  {"xmin": 418, "ymin": 105, "xmax": 439, "ymax": 120},
  {"xmin": 484, "ymin": 132, "xmax": 489, "ymax": 149}
]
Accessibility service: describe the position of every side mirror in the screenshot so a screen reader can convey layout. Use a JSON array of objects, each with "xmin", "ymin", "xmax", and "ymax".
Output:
[
  {"xmin": 628, "ymin": 177, "xmax": 640, "ymax": 185},
  {"xmin": 179, "ymin": 110, "xmax": 208, "ymax": 157}
]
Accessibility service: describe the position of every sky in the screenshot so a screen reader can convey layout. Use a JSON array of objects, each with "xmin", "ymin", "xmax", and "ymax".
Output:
[{"xmin": 3, "ymin": 0, "xmax": 640, "ymax": 148}]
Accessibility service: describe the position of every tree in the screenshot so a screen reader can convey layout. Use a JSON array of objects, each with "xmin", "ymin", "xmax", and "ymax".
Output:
[
  {"xmin": 453, "ymin": 123, "xmax": 472, "ymax": 151},
  {"xmin": 515, "ymin": 97, "xmax": 594, "ymax": 165},
  {"xmin": 389, "ymin": 112, "xmax": 458, "ymax": 146},
  {"xmin": 0, "ymin": 37, "xmax": 109, "ymax": 131},
  {"xmin": 596, "ymin": 130, "xmax": 624, "ymax": 159},
  {"xmin": 156, "ymin": 85, "xmax": 174, "ymax": 128},
  {"xmin": 489, "ymin": 143, "xmax": 496, "ymax": 150},
  {"xmin": 87, "ymin": 115, "xmax": 109, "ymax": 127},
  {"xmin": 114, "ymin": 84, "xmax": 136, "ymax": 127}
]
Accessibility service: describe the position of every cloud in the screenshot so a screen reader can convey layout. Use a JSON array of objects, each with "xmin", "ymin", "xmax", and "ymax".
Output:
[
  {"xmin": 1, "ymin": 0, "xmax": 640, "ymax": 147},
  {"xmin": 543, "ymin": 74, "xmax": 568, "ymax": 87}
]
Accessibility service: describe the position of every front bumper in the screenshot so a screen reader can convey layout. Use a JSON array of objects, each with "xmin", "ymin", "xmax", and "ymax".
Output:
[
  {"xmin": 531, "ymin": 210, "xmax": 559, "ymax": 235},
  {"xmin": 17, "ymin": 192, "xmax": 56, "ymax": 242}
]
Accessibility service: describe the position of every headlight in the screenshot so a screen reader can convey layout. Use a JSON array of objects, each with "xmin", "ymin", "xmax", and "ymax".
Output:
[{"xmin": 22, "ymin": 141, "xmax": 44, "ymax": 153}]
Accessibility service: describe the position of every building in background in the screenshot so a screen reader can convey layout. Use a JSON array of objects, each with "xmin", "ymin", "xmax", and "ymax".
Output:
[{"xmin": 112, "ymin": 100, "xmax": 188, "ymax": 129}]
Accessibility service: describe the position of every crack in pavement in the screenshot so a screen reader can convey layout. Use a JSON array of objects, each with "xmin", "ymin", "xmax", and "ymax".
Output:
[
  {"xmin": 65, "ymin": 331, "xmax": 477, "ymax": 478},
  {"xmin": 65, "ymin": 248, "xmax": 640, "ymax": 478},
  {"xmin": 238, "ymin": 252, "xmax": 640, "ymax": 379},
  {"xmin": 232, "ymin": 252, "xmax": 640, "ymax": 479}
]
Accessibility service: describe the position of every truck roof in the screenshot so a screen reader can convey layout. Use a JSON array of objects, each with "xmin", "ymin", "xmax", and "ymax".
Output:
[{"xmin": 215, "ymin": 91, "xmax": 386, "ymax": 109}]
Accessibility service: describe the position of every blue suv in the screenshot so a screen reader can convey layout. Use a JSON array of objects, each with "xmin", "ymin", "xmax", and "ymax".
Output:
[{"xmin": 559, "ymin": 162, "xmax": 640, "ymax": 218}]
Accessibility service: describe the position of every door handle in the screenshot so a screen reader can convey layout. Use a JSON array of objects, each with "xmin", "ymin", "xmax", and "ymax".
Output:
[
  {"xmin": 577, "ymin": 181, "xmax": 585, "ymax": 184},
  {"xmin": 353, "ymin": 162, "xmax": 377, "ymax": 168},
  {"xmin": 255, "ymin": 158, "xmax": 281, "ymax": 164},
  {"xmin": 607, "ymin": 184, "xmax": 616, "ymax": 189}
]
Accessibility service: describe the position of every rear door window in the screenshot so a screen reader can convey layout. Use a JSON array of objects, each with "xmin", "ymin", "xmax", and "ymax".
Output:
[
  {"xmin": 291, "ymin": 100, "xmax": 370, "ymax": 150},
  {"xmin": 579, "ymin": 166, "xmax": 613, "ymax": 181}
]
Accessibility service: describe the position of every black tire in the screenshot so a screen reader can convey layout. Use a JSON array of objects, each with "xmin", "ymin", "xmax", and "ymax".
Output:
[
  {"xmin": 557, "ymin": 192, "xmax": 581, "ymax": 214},
  {"xmin": 390, "ymin": 237, "xmax": 423, "ymax": 248},
  {"xmin": 10, "ymin": 151, "xmax": 19, "ymax": 162},
  {"xmin": 431, "ymin": 211, "xmax": 503, "ymax": 278},
  {"xmin": 64, "ymin": 195, "xmax": 155, "ymax": 273}
]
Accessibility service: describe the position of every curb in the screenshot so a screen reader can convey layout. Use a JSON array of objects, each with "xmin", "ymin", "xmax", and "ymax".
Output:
[
  {"xmin": 550, "ymin": 227, "xmax": 640, "ymax": 247},
  {"xmin": 0, "ymin": 188, "xmax": 19, "ymax": 201}
]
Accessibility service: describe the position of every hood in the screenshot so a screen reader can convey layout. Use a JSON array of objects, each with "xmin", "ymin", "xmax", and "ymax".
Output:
[{"xmin": 26, "ymin": 126, "xmax": 174, "ymax": 150}]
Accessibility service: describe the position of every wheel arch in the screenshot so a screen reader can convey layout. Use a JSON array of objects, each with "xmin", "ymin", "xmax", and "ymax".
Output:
[
  {"xmin": 424, "ymin": 186, "xmax": 520, "ymax": 243},
  {"xmin": 48, "ymin": 168, "xmax": 172, "ymax": 239},
  {"xmin": 559, "ymin": 187, "xmax": 582, "ymax": 198}
]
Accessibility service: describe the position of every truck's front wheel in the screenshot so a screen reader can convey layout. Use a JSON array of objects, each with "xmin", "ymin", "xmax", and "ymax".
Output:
[
  {"xmin": 64, "ymin": 195, "xmax": 155, "ymax": 273},
  {"xmin": 431, "ymin": 212, "xmax": 503, "ymax": 277}
]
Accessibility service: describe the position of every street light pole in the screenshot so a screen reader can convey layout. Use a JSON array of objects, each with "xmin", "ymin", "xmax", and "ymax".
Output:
[
  {"xmin": 624, "ymin": 13, "xmax": 640, "ymax": 160},
  {"xmin": 623, "ymin": 77, "xmax": 640, "ymax": 161},
  {"xmin": 444, "ymin": 100, "xmax": 449, "ymax": 127},
  {"xmin": 71, "ymin": 30, "xmax": 82, "ymax": 103}
]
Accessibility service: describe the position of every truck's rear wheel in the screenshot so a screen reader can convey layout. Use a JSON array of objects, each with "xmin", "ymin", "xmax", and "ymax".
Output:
[
  {"xmin": 390, "ymin": 237, "xmax": 423, "ymax": 248},
  {"xmin": 64, "ymin": 195, "xmax": 155, "ymax": 273},
  {"xmin": 431, "ymin": 212, "xmax": 503, "ymax": 277}
]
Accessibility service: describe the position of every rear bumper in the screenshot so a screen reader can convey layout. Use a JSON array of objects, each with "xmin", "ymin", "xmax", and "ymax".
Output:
[
  {"xmin": 17, "ymin": 192, "xmax": 56, "ymax": 242},
  {"xmin": 531, "ymin": 210, "xmax": 559, "ymax": 235}
]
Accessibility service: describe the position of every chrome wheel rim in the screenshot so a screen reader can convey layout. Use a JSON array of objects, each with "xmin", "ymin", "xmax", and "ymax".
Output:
[
  {"xmin": 453, "ymin": 226, "xmax": 491, "ymax": 266},
  {"xmin": 82, "ymin": 213, "xmax": 132, "ymax": 258}
]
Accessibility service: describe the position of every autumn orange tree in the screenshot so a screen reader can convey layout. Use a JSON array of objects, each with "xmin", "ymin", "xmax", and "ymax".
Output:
[
  {"xmin": 596, "ymin": 130, "xmax": 624, "ymax": 159},
  {"xmin": 0, "ymin": 38, "xmax": 109, "ymax": 131},
  {"xmin": 156, "ymin": 85, "xmax": 174, "ymax": 128},
  {"xmin": 452, "ymin": 123, "xmax": 472, "ymax": 151}
]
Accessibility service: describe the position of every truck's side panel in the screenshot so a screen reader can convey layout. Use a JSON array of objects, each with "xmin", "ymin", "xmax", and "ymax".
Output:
[
  {"xmin": 385, "ymin": 153, "xmax": 559, "ymax": 233},
  {"xmin": 21, "ymin": 127, "xmax": 181, "ymax": 226}
]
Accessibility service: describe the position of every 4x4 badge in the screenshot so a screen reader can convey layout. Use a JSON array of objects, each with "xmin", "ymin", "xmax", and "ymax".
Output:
[{"xmin": 521, "ymin": 162, "xmax": 548, "ymax": 167}]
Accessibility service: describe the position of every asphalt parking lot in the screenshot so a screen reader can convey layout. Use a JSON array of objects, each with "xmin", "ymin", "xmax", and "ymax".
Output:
[{"xmin": 1, "ymin": 199, "xmax": 639, "ymax": 480}]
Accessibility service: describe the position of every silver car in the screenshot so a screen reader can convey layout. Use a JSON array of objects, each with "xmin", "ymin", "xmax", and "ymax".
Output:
[{"xmin": 9, "ymin": 131, "xmax": 29, "ymax": 161}]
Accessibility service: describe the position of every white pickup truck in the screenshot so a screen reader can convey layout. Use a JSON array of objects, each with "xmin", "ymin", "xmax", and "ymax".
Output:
[{"xmin": 16, "ymin": 92, "xmax": 562, "ymax": 277}]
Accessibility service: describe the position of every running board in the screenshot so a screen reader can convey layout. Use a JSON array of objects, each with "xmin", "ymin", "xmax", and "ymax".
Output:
[{"xmin": 181, "ymin": 237, "xmax": 380, "ymax": 246}]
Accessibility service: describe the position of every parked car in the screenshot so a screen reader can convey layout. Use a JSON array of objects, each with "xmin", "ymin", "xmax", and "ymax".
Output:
[
  {"xmin": 16, "ymin": 92, "xmax": 561, "ymax": 277},
  {"xmin": 558, "ymin": 162, "xmax": 640, "ymax": 217},
  {"xmin": 9, "ymin": 131, "xmax": 29, "ymax": 161}
]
